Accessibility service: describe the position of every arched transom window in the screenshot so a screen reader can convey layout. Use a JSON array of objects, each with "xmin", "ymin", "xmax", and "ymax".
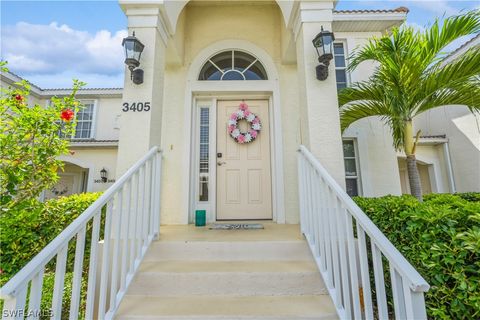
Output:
[{"xmin": 199, "ymin": 50, "xmax": 268, "ymax": 81}]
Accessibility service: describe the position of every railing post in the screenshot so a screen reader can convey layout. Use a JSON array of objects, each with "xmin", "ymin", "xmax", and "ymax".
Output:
[
  {"xmin": 120, "ymin": 181, "xmax": 132, "ymax": 293},
  {"xmin": 2, "ymin": 285, "xmax": 27, "ymax": 320},
  {"xmin": 356, "ymin": 222, "xmax": 374, "ymax": 320},
  {"xmin": 69, "ymin": 227, "xmax": 87, "ymax": 319},
  {"xmin": 334, "ymin": 198, "xmax": 352, "ymax": 318},
  {"xmin": 310, "ymin": 170, "xmax": 320, "ymax": 258},
  {"xmin": 130, "ymin": 172, "xmax": 139, "ymax": 272},
  {"xmin": 109, "ymin": 190, "xmax": 124, "ymax": 312},
  {"xmin": 390, "ymin": 267, "xmax": 407, "ymax": 319},
  {"xmin": 297, "ymin": 152, "xmax": 306, "ymax": 234},
  {"xmin": 98, "ymin": 200, "xmax": 114, "ymax": 318},
  {"xmin": 51, "ymin": 246, "xmax": 68, "ymax": 319},
  {"xmin": 407, "ymin": 288, "xmax": 428, "ymax": 320},
  {"xmin": 371, "ymin": 243, "xmax": 389, "ymax": 319},
  {"xmin": 153, "ymin": 150, "xmax": 162, "ymax": 240},
  {"xmin": 27, "ymin": 268, "xmax": 44, "ymax": 320},
  {"xmin": 85, "ymin": 212, "xmax": 101, "ymax": 319}
]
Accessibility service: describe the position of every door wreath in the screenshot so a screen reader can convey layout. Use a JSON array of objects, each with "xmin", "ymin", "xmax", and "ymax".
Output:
[{"xmin": 227, "ymin": 102, "xmax": 261, "ymax": 144}]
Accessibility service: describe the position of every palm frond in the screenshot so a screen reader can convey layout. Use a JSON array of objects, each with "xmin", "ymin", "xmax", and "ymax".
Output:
[
  {"xmin": 339, "ymin": 100, "xmax": 389, "ymax": 132},
  {"xmin": 414, "ymin": 48, "xmax": 480, "ymax": 115},
  {"xmin": 338, "ymin": 81, "xmax": 386, "ymax": 106},
  {"xmin": 415, "ymin": 79, "xmax": 480, "ymax": 115},
  {"xmin": 425, "ymin": 10, "xmax": 480, "ymax": 61}
]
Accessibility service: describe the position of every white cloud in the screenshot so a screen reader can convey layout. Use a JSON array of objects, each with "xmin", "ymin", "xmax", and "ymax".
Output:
[
  {"xmin": 1, "ymin": 22, "xmax": 127, "ymax": 87},
  {"xmin": 407, "ymin": 0, "xmax": 459, "ymax": 17}
]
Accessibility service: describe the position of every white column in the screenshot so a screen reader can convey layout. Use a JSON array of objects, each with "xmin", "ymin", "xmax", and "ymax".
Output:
[
  {"xmin": 116, "ymin": 5, "xmax": 167, "ymax": 175},
  {"xmin": 294, "ymin": 0, "xmax": 346, "ymax": 187}
]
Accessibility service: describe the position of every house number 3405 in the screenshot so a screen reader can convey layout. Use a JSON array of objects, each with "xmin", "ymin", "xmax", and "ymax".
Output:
[{"xmin": 122, "ymin": 102, "xmax": 151, "ymax": 112}]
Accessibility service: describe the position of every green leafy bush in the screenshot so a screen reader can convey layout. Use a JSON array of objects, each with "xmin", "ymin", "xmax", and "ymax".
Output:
[
  {"xmin": 0, "ymin": 192, "xmax": 101, "ymax": 284},
  {"xmin": 354, "ymin": 193, "xmax": 480, "ymax": 319},
  {"xmin": 0, "ymin": 193, "xmax": 100, "ymax": 318},
  {"xmin": 0, "ymin": 67, "xmax": 85, "ymax": 208}
]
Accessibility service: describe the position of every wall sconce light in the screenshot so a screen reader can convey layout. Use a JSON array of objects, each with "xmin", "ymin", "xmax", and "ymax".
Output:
[
  {"xmin": 122, "ymin": 31, "xmax": 145, "ymax": 85},
  {"xmin": 100, "ymin": 168, "xmax": 108, "ymax": 183},
  {"xmin": 312, "ymin": 27, "xmax": 335, "ymax": 81}
]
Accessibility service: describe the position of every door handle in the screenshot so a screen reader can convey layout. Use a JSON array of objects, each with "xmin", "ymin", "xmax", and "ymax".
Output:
[{"xmin": 217, "ymin": 161, "xmax": 226, "ymax": 166}]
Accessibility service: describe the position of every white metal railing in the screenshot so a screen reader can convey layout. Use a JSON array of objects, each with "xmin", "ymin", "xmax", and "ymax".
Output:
[
  {"xmin": 1, "ymin": 147, "xmax": 162, "ymax": 320},
  {"xmin": 298, "ymin": 145, "xmax": 429, "ymax": 320}
]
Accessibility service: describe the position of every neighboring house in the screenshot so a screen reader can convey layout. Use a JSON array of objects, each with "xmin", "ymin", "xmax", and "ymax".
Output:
[
  {"xmin": 1, "ymin": 1, "xmax": 479, "ymax": 221},
  {"xmin": 1, "ymin": 72, "xmax": 122, "ymax": 199}
]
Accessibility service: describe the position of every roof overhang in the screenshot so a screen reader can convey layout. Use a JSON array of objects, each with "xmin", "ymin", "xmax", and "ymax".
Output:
[
  {"xmin": 333, "ymin": 11, "xmax": 407, "ymax": 33},
  {"xmin": 69, "ymin": 140, "xmax": 119, "ymax": 148},
  {"xmin": 1, "ymin": 71, "xmax": 43, "ymax": 97},
  {"xmin": 1, "ymin": 71, "xmax": 123, "ymax": 98},
  {"xmin": 42, "ymin": 88, "xmax": 123, "ymax": 98}
]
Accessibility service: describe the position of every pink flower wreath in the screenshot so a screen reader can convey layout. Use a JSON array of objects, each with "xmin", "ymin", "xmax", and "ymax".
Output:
[{"xmin": 227, "ymin": 102, "xmax": 262, "ymax": 144}]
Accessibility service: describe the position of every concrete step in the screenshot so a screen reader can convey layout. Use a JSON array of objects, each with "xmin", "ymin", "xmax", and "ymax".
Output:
[
  {"xmin": 143, "ymin": 241, "xmax": 313, "ymax": 261},
  {"xmin": 127, "ymin": 261, "xmax": 328, "ymax": 296},
  {"xmin": 115, "ymin": 295, "xmax": 338, "ymax": 320},
  {"xmin": 115, "ymin": 226, "xmax": 337, "ymax": 319}
]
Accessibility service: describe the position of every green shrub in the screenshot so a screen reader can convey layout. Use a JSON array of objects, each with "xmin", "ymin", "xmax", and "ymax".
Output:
[
  {"xmin": 354, "ymin": 193, "xmax": 480, "ymax": 319},
  {"xmin": 0, "ymin": 67, "xmax": 85, "ymax": 208},
  {"xmin": 0, "ymin": 192, "xmax": 101, "ymax": 284},
  {"xmin": 0, "ymin": 193, "xmax": 100, "ymax": 318},
  {"xmin": 424, "ymin": 192, "xmax": 480, "ymax": 203}
]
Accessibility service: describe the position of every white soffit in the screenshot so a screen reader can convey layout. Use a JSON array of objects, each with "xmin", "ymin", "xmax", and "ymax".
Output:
[{"xmin": 333, "ymin": 11, "xmax": 407, "ymax": 32}]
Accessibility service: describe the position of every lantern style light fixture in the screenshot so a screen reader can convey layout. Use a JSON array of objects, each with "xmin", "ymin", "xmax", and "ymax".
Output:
[
  {"xmin": 122, "ymin": 31, "xmax": 145, "ymax": 85},
  {"xmin": 100, "ymin": 168, "xmax": 108, "ymax": 183},
  {"xmin": 312, "ymin": 27, "xmax": 335, "ymax": 81}
]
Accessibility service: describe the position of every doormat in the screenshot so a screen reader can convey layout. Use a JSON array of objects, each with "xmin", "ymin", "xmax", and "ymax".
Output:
[{"xmin": 209, "ymin": 223, "xmax": 264, "ymax": 230}]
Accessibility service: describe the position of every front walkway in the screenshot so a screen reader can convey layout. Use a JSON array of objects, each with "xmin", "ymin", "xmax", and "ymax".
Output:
[{"xmin": 115, "ymin": 223, "xmax": 337, "ymax": 319}]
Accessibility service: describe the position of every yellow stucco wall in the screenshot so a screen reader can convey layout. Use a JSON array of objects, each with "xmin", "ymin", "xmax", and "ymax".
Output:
[{"xmin": 160, "ymin": 3, "xmax": 302, "ymax": 224}]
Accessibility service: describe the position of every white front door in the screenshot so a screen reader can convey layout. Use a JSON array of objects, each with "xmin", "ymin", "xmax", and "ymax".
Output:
[{"xmin": 216, "ymin": 100, "xmax": 272, "ymax": 220}]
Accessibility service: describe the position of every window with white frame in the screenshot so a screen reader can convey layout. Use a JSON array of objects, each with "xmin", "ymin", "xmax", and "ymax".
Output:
[
  {"xmin": 198, "ymin": 50, "xmax": 268, "ymax": 81},
  {"xmin": 334, "ymin": 43, "xmax": 348, "ymax": 91},
  {"xmin": 198, "ymin": 107, "xmax": 210, "ymax": 202},
  {"xmin": 343, "ymin": 139, "xmax": 361, "ymax": 196},
  {"xmin": 74, "ymin": 100, "xmax": 95, "ymax": 139},
  {"xmin": 58, "ymin": 100, "xmax": 95, "ymax": 139}
]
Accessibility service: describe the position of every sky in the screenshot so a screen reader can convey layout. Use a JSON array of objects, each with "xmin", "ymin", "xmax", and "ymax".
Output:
[{"xmin": 0, "ymin": 0, "xmax": 478, "ymax": 88}]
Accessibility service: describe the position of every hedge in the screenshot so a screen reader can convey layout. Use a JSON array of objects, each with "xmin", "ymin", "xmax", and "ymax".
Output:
[
  {"xmin": 354, "ymin": 193, "xmax": 480, "ymax": 319},
  {"xmin": 1, "ymin": 193, "xmax": 101, "ymax": 319},
  {"xmin": 1, "ymin": 192, "xmax": 102, "ymax": 282}
]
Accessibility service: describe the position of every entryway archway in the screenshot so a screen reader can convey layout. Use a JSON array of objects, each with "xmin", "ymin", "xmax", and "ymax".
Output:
[{"xmin": 185, "ymin": 40, "xmax": 285, "ymax": 224}]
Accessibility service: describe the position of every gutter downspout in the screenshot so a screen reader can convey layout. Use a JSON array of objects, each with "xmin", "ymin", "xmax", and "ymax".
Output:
[{"xmin": 443, "ymin": 141, "xmax": 456, "ymax": 193}]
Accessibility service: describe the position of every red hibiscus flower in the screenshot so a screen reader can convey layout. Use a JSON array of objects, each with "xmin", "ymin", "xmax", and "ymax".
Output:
[
  {"xmin": 60, "ymin": 109, "xmax": 75, "ymax": 122},
  {"xmin": 15, "ymin": 94, "xmax": 23, "ymax": 101}
]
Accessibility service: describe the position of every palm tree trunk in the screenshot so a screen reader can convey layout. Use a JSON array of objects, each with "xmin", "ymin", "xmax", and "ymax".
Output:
[
  {"xmin": 406, "ymin": 154, "xmax": 423, "ymax": 201},
  {"xmin": 404, "ymin": 120, "xmax": 423, "ymax": 201}
]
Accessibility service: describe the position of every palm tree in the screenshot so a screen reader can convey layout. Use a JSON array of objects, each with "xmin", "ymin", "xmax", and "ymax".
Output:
[{"xmin": 338, "ymin": 10, "xmax": 480, "ymax": 201}]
